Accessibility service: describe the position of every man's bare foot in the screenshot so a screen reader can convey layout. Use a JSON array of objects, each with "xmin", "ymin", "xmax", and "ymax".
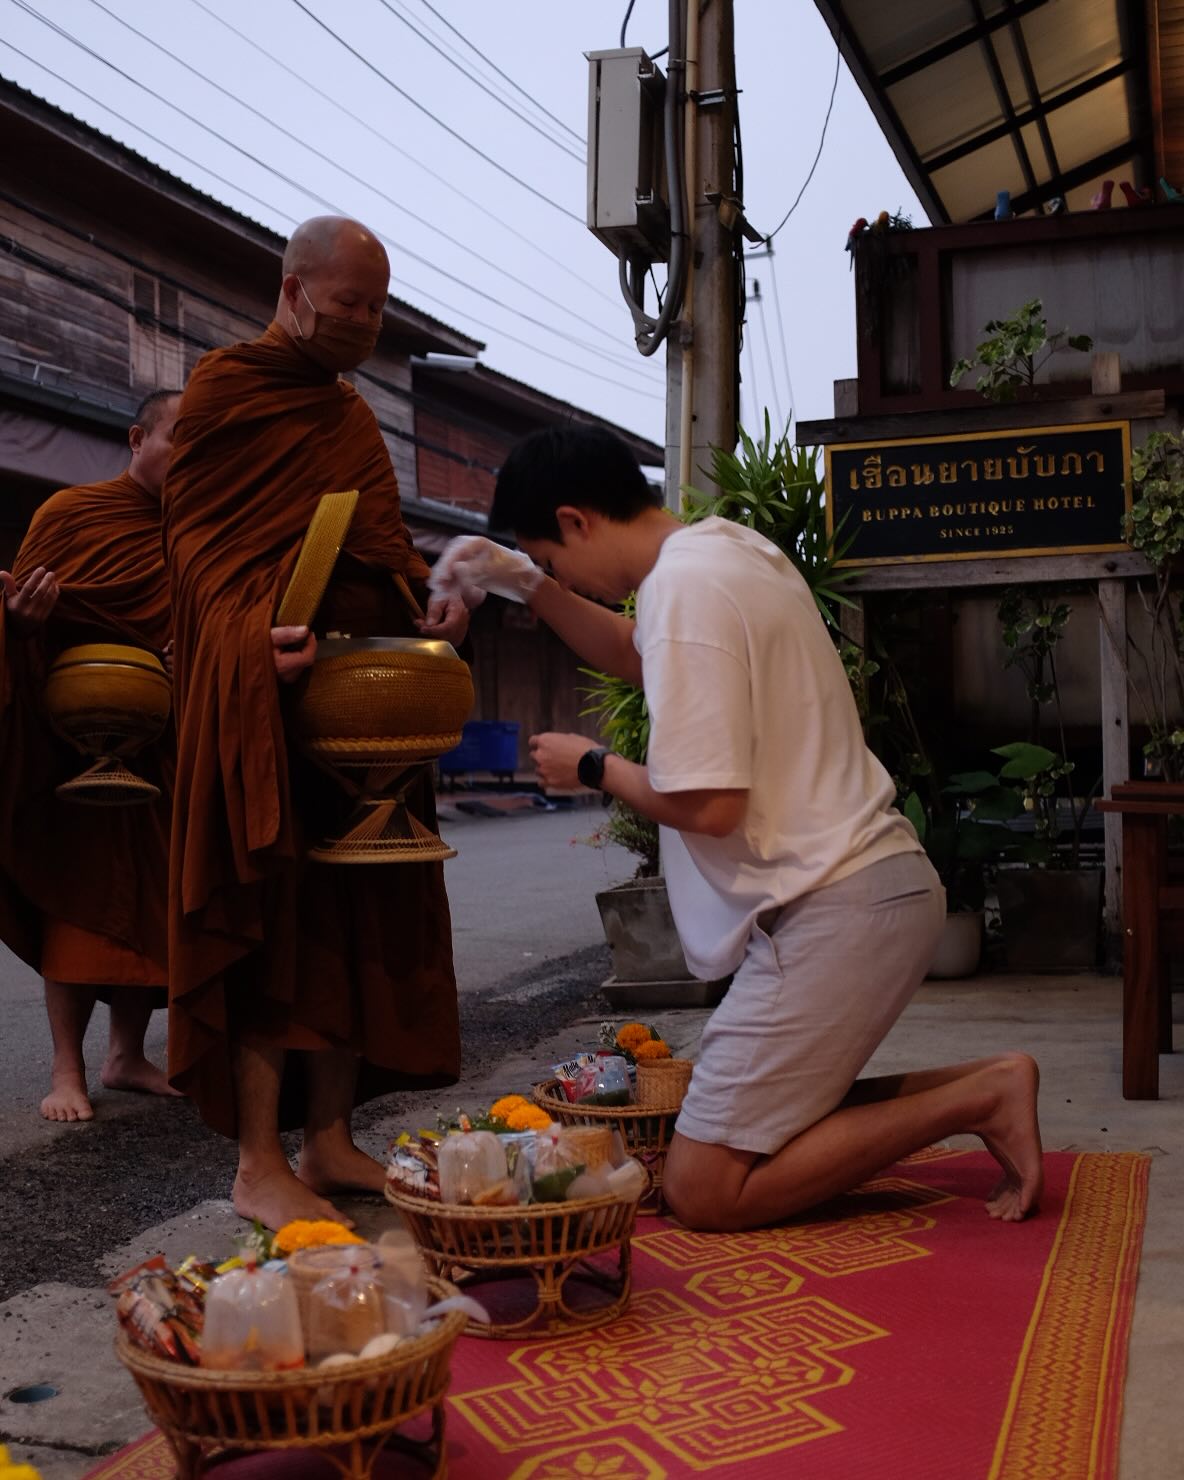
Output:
[
  {"xmin": 970, "ymin": 1052, "xmax": 1043, "ymax": 1221},
  {"xmin": 40, "ymin": 1071, "xmax": 93, "ymax": 1123},
  {"xmin": 298, "ymin": 1140, "xmax": 387, "ymax": 1197},
  {"xmin": 233, "ymin": 1161, "xmax": 354, "ymax": 1231},
  {"xmin": 101, "ymin": 1054, "xmax": 183, "ymax": 1098}
]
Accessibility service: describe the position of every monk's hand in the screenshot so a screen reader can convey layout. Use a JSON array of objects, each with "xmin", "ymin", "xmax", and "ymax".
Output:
[
  {"xmin": 430, "ymin": 536, "xmax": 543, "ymax": 608},
  {"xmin": 161, "ymin": 640, "xmax": 175, "ymax": 678},
  {"xmin": 1, "ymin": 567, "xmax": 59, "ymax": 636},
  {"xmin": 416, "ymin": 592, "xmax": 469, "ymax": 645},
  {"xmin": 529, "ymin": 732, "xmax": 600, "ymax": 791},
  {"xmin": 271, "ymin": 624, "xmax": 317, "ymax": 683}
]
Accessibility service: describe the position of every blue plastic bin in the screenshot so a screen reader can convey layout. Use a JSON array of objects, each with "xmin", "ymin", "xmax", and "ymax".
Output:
[{"xmin": 438, "ymin": 720, "xmax": 521, "ymax": 776}]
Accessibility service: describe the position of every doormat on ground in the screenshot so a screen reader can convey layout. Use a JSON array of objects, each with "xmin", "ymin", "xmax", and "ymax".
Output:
[{"xmin": 84, "ymin": 1149, "xmax": 1147, "ymax": 1480}]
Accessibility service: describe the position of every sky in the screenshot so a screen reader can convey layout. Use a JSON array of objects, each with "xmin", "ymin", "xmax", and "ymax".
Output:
[{"xmin": 0, "ymin": 0, "xmax": 924, "ymax": 446}]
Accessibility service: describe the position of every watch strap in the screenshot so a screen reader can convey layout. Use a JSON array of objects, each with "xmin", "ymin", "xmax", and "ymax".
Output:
[{"xmin": 578, "ymin": 746, "xmax": 612, "ymax": 790}]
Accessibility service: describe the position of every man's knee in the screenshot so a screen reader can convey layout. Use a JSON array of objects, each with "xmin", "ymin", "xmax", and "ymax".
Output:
[{"xmin": 663, "ymin": 1142, "xmax": 751, "ymax": 1232}]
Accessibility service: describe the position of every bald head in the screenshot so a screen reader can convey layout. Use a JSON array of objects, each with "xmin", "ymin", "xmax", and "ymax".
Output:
[{"xmin": 281, "ymin": 215, "xmax": 390, "ymax": 283}]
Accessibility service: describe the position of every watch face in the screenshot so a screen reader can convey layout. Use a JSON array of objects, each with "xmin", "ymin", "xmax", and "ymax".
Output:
[{"xmin": 579, "ymin": 748, "xmax": 606, "ymax": 789}]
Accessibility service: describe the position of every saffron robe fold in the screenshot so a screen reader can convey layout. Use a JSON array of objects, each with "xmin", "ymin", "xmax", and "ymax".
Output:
[
  {"xmin": 0, "ymin": 471, "xmax": 173, "ymax": 985},
  {"xmin": 162, "ymin": 324, "xmax": 460, "ymax": 1137}
]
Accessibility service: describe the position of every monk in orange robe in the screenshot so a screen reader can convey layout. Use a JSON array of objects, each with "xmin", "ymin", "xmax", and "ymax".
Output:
[
  {"xmin": 0, "ymin": 391, "xmax": 183, "ymax": 1121},
  {"xmin": 162, "ymin": 215, "xmax": 468, "ymax": 1230}
]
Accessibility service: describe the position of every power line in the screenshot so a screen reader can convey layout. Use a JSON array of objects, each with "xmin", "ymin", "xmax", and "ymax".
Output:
[
  {"xmin": 764, "ymin": 31, "xmax": 841, "ymax": 241},
  {"xmin": 374, "ymin": 0, "xmax": 583, "ymax": 162},
  {"xmin": 751, "ymin": 279, "xmax": 785, "ymax": 430},
  {"xmin": 84, "ymin": 0, "xmax": 633, "ymax": 361},
  {"xmin": 765, "ymin": 249, "xmax": 796, "ymax": 426},
  {"xmin": 289, "ymin": 0, "xmax": 583, "ymax": 226},
  {"xmin": 416, "ymin": 0, "xmax": 583, "ymax": 147},
  {"xmin": 185, "ymin": 0, "xmax": 615, "ymax": 309},
  {"xmin": 14, "ymin": 2, "xmax": 660, "ymax": 387},
  {"xmin": 0, "ymin": 37, "xmax": 659, "ymax": 407}
]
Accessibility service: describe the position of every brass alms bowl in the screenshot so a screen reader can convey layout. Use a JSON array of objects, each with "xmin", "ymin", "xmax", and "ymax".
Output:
[
  {"xmin": 294, "ymin": 637, "xmax": 474, "ymax": 863},
  {"xmin": 44, "ymin": 643, "xmax": 171, "ymax": 805}
]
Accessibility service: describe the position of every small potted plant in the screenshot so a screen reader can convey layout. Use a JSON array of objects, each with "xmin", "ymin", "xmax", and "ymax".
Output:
[{"xmin": 949, "ymin": 298, "xmax": 1092, "ymax": 402}]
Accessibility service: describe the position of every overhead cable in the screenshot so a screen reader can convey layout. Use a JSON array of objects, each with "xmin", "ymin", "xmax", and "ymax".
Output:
[
  {"xmin": 289, "ymin": 0, "xmax": 583, "ymax": 225},
  {"xmin": 375, "ymin": 0, "xmax": 583, "ymax": 162},
  {"xmin": 764, "ymin": 30, "xmax": 841, "ymax": 241},
  {"xmin": 416, "ymin": 0, "xmax": 583, "ymax": 146}
]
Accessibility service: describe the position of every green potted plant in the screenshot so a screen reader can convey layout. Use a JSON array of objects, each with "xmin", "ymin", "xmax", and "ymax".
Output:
[
  {"xmin": 949, "ymin": 298, "xmax": 1092, "ymax": 402},
  {"xmin": 580, "ymin": 418, "xmax": 850, "ymax": 1005}
]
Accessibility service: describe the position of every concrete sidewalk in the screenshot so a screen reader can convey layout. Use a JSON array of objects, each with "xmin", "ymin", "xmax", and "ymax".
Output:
[{"xmin": 1, "ymin": 970, "xmax": 1180, "ymax": 1477}]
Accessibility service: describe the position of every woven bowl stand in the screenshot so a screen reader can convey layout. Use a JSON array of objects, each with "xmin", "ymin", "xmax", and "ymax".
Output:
[
  {"xmin": 385, "ymin": 1187, "xmax": 637, "ymax": 1339},
  {"xmin": 115, "ymin": 1278, "xmax": 465, "ymax": 1480},
  {"xmin": 530, "ymin": 1081, "xmax": 681, "ymax": 1216}
]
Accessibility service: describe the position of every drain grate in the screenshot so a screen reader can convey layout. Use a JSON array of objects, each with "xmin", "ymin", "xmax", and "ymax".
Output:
[{"xmin": 6, "ymin": 1383, "xmax": 59, "ymax": 1403}]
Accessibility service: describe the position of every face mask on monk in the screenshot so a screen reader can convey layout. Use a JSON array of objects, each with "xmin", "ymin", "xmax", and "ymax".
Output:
[{"xmin": 289, "ymin": 280, "xmax": 381, "ymax": 372}]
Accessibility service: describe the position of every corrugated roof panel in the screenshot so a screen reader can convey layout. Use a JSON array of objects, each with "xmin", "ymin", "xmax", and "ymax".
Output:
[
  {"xmin": 930, "ymin": 134, "xmax": 1028, "ymax": 219},
  {"xmin": 1020, "ymin": 0, "xmax": 1123, "ymax": 94},
  {"xmin": 849, "ymin": 0, "xmax": 982, "ymax": 74},
  {"xmin": 1046, "ymin": 76, "xmax": 1134, "ymax": 171},
  {"xmin": 888, "ymin": 47, "xmax": 1007, "ymax": 159}
]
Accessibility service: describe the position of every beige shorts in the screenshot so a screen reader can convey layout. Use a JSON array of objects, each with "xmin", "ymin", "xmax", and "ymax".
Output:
[{"xmin": 676, "ymin": 852, "xmax": 945, "ymax": 1156}]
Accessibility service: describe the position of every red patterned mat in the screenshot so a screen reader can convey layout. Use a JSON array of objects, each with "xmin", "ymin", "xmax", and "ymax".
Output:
[{"xmin": 84, "ymin": 1149, "xmax": 1148, "ymax": 1480}]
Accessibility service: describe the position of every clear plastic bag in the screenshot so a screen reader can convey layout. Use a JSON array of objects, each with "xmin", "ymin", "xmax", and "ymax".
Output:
[
  {"xmin": 306, "ymin": 1255, "xmax": 385, "ymax": 1362},
  {"xmin": 437, "ymin": 1130, "xmax": 509, "ymax": 1205},
  {"xmin": 375, "ymin": 1228, "xmax": 429, "ymax": 1337},
  {"xmin": 200, "ymin": 1262, "xmax": 303, "ymax": 1371},
  {"xmin": 531, "ymin": 1125, "xmax": 586, "ymax": 1203}
]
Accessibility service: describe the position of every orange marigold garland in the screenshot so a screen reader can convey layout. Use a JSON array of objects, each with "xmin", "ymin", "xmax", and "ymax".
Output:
[
  {"xmin": 632, "ymin": 1038, "xmax": 672, "ymax": 1062},
  {"xmin": 273, "ymin": 1219, "xmax": 364, "ymax": 1255}
]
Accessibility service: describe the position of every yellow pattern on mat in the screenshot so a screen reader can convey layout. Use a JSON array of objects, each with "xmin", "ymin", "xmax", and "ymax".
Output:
[
  {"xmin": 989, "ymin": 1152, "xmax": 1149, "ymax": 1480},
  {"xmin": 636, "ymin": 1175, "xmax": 955, "ymax": 1279},
  {"xmin": 451, "ymin": 1285, "xmax": 887, "ymax": 1471}
]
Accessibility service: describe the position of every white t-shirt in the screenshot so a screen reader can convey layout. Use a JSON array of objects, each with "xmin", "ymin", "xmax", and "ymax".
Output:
[{"xmin": 634, "ymin": 517, "xmax": 920, "ymax": 980}]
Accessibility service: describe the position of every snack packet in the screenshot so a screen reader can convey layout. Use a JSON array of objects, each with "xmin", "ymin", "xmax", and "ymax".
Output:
[{"xmin": 108, "ymin": 1256, "xmax": 202, "ymax": 1365}]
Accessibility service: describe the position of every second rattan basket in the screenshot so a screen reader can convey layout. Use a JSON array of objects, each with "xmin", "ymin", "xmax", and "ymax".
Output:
[{"xmin": 385, "ymin": 1185, "xmax": 636, "ymax": 1340}]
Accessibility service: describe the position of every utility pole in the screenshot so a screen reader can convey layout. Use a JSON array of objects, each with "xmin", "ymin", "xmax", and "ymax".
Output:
[{"xmin": 665, "ymin": 0, "xmax": 739, "ymax": 508}]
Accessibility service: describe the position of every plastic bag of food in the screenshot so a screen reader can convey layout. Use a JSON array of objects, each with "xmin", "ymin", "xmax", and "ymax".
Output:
[
  {"xmin": 200, "ymin": 1260, "xmax": 304, "ymax": 1371},
  {"xmin": 306, "ymin": 1255, "xmax": 385, "ymax": 1362},
  {"xmin": 531, "ymin": 1125, "xmax": 586, "ymax": 1203},
  {"xmin": 438, "ymin": 1130, "xmax": 509, "ymax": 1206},
  {"xmin": 375, "ymin": 1229, "xmax": 430, "ymax": 1337}
]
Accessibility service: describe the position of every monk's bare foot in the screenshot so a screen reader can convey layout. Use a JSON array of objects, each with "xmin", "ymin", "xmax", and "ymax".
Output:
[
  {"xmin": 233, "ymin": 1161, "xmax": 353, "ymax": 1231},
  {"xmin": 40, "ymin": 1071, "xmax": 93, "ymax": 1123},
  {"xmin": 101, "ymin": 1054, "xmax": 183, "ymax": 1098},
  {"xmin": 298, "ymin": 1140, "xmax": 387, "ymax": 1198},
  {"xmin": 970, "ymin": 1052, "xmax": 1043, "ymax": 1222}
]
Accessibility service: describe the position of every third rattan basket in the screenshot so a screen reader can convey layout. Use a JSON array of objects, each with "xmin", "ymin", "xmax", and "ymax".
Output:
[{"xmin": 531, "ymin": 1080, "xmax": 679, "ymax": 1216}]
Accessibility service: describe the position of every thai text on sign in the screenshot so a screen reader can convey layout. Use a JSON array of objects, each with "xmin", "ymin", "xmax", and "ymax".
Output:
[{"xmin": 824, "ymin": 421, "xmax": 1131, "ymax": 567}]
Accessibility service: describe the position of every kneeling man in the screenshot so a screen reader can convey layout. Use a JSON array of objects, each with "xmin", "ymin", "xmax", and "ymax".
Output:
[{"xmin": 430, "ymin": 426, "xmax": 1043, "ymax": 1232}]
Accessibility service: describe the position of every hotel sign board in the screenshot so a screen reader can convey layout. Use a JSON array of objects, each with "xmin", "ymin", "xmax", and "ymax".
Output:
[{"xmin": 824, "ymin": 421, "xmax": 1131, "ymax": 567}]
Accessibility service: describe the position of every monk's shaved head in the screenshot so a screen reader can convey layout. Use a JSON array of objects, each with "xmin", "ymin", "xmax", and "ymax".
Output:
[{"xmin": 281, "ymin": 216, "xmax": 389, "ymax": 285}]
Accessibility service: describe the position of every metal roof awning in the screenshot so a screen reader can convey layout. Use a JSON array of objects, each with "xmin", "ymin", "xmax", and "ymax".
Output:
[{"xmin": 814, "ymin": 0, "xmax": 1152, "ymax": 222}]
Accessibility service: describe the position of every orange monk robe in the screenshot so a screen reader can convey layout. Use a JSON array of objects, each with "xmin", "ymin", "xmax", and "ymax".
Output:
[
  {"xmin": 162, "ymin": 324, "xmax": 461, "ymax": 1138},
  {"xmin": 0, "ymin": 472, "xmax": 173, "ymax": 988}
]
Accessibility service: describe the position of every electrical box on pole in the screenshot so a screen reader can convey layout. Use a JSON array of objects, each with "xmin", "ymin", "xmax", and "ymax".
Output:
[{"xmin": 585, "ymin": 48, "xmax": 670, "ymax": 262}]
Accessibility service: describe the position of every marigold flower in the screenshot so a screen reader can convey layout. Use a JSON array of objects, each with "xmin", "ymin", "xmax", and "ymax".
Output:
[
  {"xmin": 504, "ymin": 1103, "xmax": 553, "ymax": 1132},
  {"xmin": 615, "ymin": 1023, "xmax": 654, "ymax": 1053},
  {"xmin": 273, "ymin": 1219, "xmax": 364, "ymax": 1255},
  {"xmin": 632, "ymin": 1038, "xmax": 672, "ymax": 1062},
  {"xmin": 489, "ymin": 1094, "xmax": 530, "ymax": 1122}
]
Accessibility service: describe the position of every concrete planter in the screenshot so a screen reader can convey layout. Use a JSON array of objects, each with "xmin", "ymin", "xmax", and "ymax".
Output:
[
  {"xmin": 926, "ymin": 910, "xmax": 984, "ymax": 980},
  {"xmin": 595, "ymin": 877, "xmax": 730, "ymax": 1008},
  {"xmin": 996, "ymin": 867, "xmax": 1103, "ymax": 973}
]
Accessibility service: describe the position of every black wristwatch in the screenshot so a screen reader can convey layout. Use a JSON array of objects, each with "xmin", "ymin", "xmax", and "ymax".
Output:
[{"xmin": 577, "ymin": 746, "xmax": 612, "ymax": 791}]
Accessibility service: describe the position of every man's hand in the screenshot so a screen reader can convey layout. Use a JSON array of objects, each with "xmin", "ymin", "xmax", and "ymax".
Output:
[
  {"xmin": 430, "ymin": 536, "xmax": 544, "ymax": 608},
  {"xmin": 529, "ymin": 731, "xmax": 602, "ymax": 791},
  {"xmin": 416, "ymin": 592, "xmax": 470, "ymax": 646},
  {"xmin": 1, "ymin": 567, "xmax": 59, "ymax": 636},
  {"xmin": 271, "ymin": 624, "xmax": 317, "ymax": 683}
]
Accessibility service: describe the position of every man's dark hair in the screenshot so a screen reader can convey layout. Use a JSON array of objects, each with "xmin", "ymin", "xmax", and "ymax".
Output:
[
  {"xmin": 132, "ymin": 388, "xmax": 183, "ymax": 433},
  {"xmin": 490, "ymin": 424, "xmax": 660, "ymax": 541}
]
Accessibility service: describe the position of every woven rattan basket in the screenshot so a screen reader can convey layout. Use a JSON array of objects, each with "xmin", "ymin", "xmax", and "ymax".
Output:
[
  {"xmin": 635, "ymin": 1057, "xmax": 694, "ymax": 1112},
  {"xmin": 385, "ymin": 1185, "xmax": 636, "ymax": 1340},
  {"xmin": 115, "ymin": 1275, "xmax": 463, "ymax": 1480},
  {"xmin": 531, "ymin": 1080, "xmax": 679, "ymax": 1216}
]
